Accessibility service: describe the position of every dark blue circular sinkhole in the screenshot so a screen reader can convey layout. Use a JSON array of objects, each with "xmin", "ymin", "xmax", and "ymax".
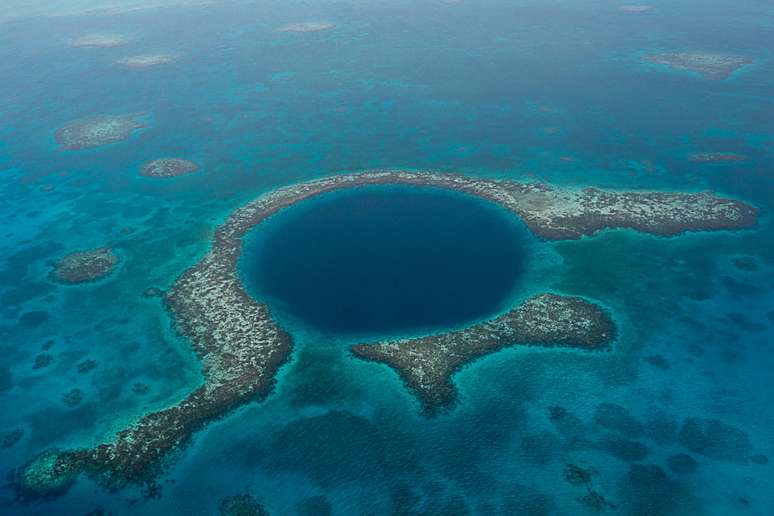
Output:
[{"xmin": 240, "ymin": 185, "xmax": 531, "ymax": 336}]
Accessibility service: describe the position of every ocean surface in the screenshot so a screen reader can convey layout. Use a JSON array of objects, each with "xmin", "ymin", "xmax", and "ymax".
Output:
[{"xmin": 0, "ymin": 1, "xmax": 772, "ymax": 515}]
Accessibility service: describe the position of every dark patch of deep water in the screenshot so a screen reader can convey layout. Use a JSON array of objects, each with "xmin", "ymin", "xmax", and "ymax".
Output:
[{"xmin": 240, "ymin": 185, "xmax": 531, "ymax": 336}]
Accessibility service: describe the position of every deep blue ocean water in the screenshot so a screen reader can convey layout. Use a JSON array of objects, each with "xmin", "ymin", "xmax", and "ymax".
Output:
[
  {"xmin": 241, "ymin": 185, "xmax": 530, "ymax": 337},
  {"xmin": 0, "ymin": 1, "xmax": 772, "ymax": 515}
]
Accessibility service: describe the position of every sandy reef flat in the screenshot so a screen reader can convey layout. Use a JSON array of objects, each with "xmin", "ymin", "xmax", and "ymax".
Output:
[{"xmin": 15, "ymin": 169, "xmax": 758, "ymax": 499}]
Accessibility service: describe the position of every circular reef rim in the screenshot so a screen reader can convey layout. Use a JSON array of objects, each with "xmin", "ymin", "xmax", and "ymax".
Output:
[
  {"xmin": 238, "ymin": 183, "xmax": 535, "ymax": 339},
  {"xmin": 15, "ymin": 168, "xmax": 758, "ymax": 499}
]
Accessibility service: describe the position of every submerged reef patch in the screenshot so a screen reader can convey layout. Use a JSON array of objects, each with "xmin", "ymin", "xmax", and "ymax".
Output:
[
  {"xmin": 76, "ymin": 359, "xmax": 97, "ymax": 374},
  {"xmin": 678, "ymin": 417, "xmax": 754, "ymax": 463},
  {"xmin": 597, "ymin": 437, "xmax": 650, "ymax": 462},
  {"xmin": 219, "ymin": 493, "xmax": 268, "ymax": 516},
  {"xmin": 731, "ymin": 256, "xmax": 759, "ymax": 272},
  {"xmin": 141, "ymin": 158, "xmax": 199, "ymax": 178},
  {"xmin": 1, "ymin": 428, "xmax": 24, "ymax": 449},
  {"xmin": 644, "ymin": 52, "xmax": 752, "ymax": 80},
  {"xmin": 667, "ymin": 453, "xmax": 699, "ymax": 475},
  {"xmin": 115, "ymin": 54, "xmax": 176, "ymax": 68},
  {"xmin": 620, "ymin": 5, "xmax": 654, "ymax": 13},
  {"xmin": 51, "ymin": 247, "xmax": 118, "ymax": 284},
  {"xmin": 594, "ymin": 402, "xmax": 644, "ymax": 437},
  {"xmin": 19, "ymin": 310, "xmax": 49, "ymax": 327},
  {"xmin": 279, "ymin": 21, "xmax": 335, "ymax": 33},
  {"xmin": 16, "ymin": 169, "xmax": 758, "ymax": 498},
  {"xmin": 62, "ymin": 388, "xmax": 84, "ymax": 408},
  {"xmin": 32, "ymin": 354, "xmax": 53, "ymax": 370},
  {"xmin": 55, "ymin": 115, "xmax": 145, "ymax": 150},
  {"xmin": 618, "ymin": 464, "xmax": 701, "ymax": 515},
  {"xmin": 68, "ymin": 33, "xmax": 128, "ymax": 48},
  {"xmin": 688, "ymin": 152, "xmax": 749, "ymax": 164}
]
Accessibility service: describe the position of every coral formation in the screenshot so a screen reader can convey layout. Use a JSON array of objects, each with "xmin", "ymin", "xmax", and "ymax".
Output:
[
  {"xmin": 594, "ymin": 402, "xmax": 644, "ymax": 437},
  {"xmin": 55, "ymin": 115, "xmax": 144, "ymax": 150},
  {"xmin": 688, "ymin": 152, "xmax": 749, "ymax": 163},
  {"xmin": 15, "ymin": 450, "xmax": 81, "ymax": 500},
  {"xmin": 565, "ymin": 463, "xmax": 594, "ymax": 486},
  {"xmin": 69, "ymin": 33, "xmax": 128, "ymax": 48},
  {"xmin": 618, "ymin": 464, "xmax": 701, "ymax": 515},
  {"xmin": 19, "ymin": 310, "xmax": 49, "ymax": 327},
  {"xmin": 731, "ymin": 256, "xmax": 758, "ymax": 271},
  {"xmin": 678, "ymin": 417, "xmax": 753, "ymax": 463},
  {"xmin": 279, "ymin": 22, "xmax": 335, "ymax": 33},
  {"xmin": 644, "ymin": 354, "xmax": 670, "ymax": 369},
  {"xmin": 549, "ymin": 406, "xmax": 568, "ymax": 421},
  {"xmin": 51, "ymin": 248, "xmax": 118, "ymax": 284},
  {"xmin": 62, "ymin": 389, "xmax": 83, "ymax": 408},
  {"xmin": 115, "ymin": 54, "xmax": 176, "ymax": 68},
  {"xmin": 219, "ymin": 493, "xmax": 268, "ymax": 516},
  {"xmin": 132, "ymin": 382, "xmax": 150, "ymax": 395},
  {"xmin": 142, "ymin": 287, "xmax": 164, "ymax": 298},
  {"xmin": 141, "ymin": 158, "xmax": 199, "ymax": 178},
  {"xmin": 352, "ymin": 293, "xmax": 614, "ymax": 411},
  {"xmin": 645, "ymin": 52, "xmax": 752, "ymax": 80},
  {"xmin": 32, "ymin": 354, "xmax": 54, "ymax": 370},
  {"xmin": 620, "ymin": 5, "xmax": 654, "ymax": 12},
  {"xmin": 76, "ymin": 360, "xmax": 97, "ymax": 374},
  {"xmin": 597, "ymin": 438, "xmax": 649, "ymax": 462},
  {"xmin": 1, "ymin": 428, "xmax": 24, "ymax": 449}
]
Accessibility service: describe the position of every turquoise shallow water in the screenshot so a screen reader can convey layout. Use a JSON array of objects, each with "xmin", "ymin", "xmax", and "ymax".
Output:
[{"xmin": 0, "ymin": 1, "xmax": 773, "ymax": 515}]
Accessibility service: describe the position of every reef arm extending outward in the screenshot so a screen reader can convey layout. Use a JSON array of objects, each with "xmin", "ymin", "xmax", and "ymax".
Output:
[
  {"xmin": 501, "ymin": 185, "xmax": 759, "ymax": 239},
  {"xmin": 15, "ymin": 169, "xmax": 758, "ymax": 499},
  {"xmin": 351, "ymin": 293, "xmax": 615, "ymax": 413},
  {"xmin": 16, "ymin": 255, "xmax": 292, "ymax": 498}
]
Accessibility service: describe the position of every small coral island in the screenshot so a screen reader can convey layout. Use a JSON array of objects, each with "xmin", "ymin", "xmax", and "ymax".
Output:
[
  {"xmin": 16, "ymin": 169, "xmax": 758, "ymax": 500},
  {"xmin": 115, "ymin": 54, "xmax": 176, "ymax": 69},
  {"xmin": 55, "ymin": 115, "xmax": 145, "ymax": 150},
  {"xmin": 141, "ymin": 158, "xmax": 199, "ymax": 178},
  {"xmin": 644, "ymin": 52, "xmax": 752, "ymax": 80},
  {"xmin": 279, "ymin": 21, "xmax": 335, "ymax": 33},
  {"xmin": 68, "ymin": 33, "xmax": 128, "ymax": 48},
  {"xmin": 50, "ymin": 247, "xmax": 118, "ymax": 284}
]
